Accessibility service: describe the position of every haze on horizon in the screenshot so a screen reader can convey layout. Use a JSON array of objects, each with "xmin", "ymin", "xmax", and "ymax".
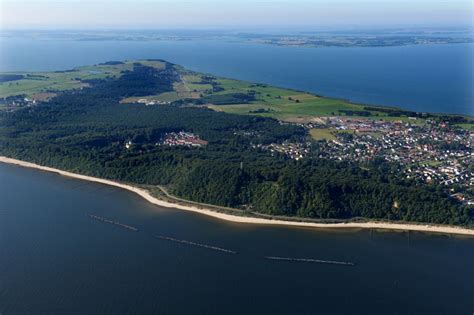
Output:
[{"xmin": 1, "ymin": 0, "xmax": 473, "ymax": 30}]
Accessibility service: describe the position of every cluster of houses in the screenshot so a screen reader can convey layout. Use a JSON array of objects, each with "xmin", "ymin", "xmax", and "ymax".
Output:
[
  {"xmin": 306, "ymin": 118, "xmax": 473, "ymax": 204},
  {"xmin": 269, "ymin": 117, "xmax": 473, "ymax": 204},
  {"xmin": 158, "ymin": 131, "xmax": 208, "ymax": 147},
  {"xmin": 0, "ymin": 96, "xmax": 36, "ymax": 111},
  {"xmin": 135, "ymin": 98, "xmax": 170, "ymax": 106},
  {"xmin": 1, "ymin": 93, "xmax": 59, "ymax": 112},
  {"xmin": 124, "ymin": 131, "xmax": 208, "ymax": 150},
  {"xmin": 257, "ymin": 142, "xmax": 311, "ymax": 161}
]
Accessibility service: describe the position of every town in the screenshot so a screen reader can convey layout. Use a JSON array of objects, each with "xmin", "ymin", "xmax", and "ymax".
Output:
[{"xmin": 262, "ymin": 117, "xmax": 473, "ymax": 204}]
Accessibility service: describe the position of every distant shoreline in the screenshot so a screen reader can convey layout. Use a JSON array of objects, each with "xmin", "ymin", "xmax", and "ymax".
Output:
[{"xmin": 1, "ymin": 156, "xmax": 473, "ymax": 236}]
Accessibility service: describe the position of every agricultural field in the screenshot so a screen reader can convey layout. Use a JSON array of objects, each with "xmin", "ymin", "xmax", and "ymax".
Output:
[
  {"xmin": 184, "ymin": 74, "xmax": 425, "ymax": 122},
  {"xmin": 1, "ymin": 60, "xmax": 472, "ymax": 129},
  {"xmin": 0, "ymin": 60, "xmax": 165, "ymax": 99},
  {"xmin": 120, "ymin": 71, "xmax": 209, "ymax": 104},
  {"xmin": 309, "ymin": 128, "xmax": 337, "ymax": 141}
]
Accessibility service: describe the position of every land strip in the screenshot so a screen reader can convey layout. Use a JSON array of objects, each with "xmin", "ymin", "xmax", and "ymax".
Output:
[{"xmin": 2, "ymin": 156, "xmax": 473, "ymax": 236}]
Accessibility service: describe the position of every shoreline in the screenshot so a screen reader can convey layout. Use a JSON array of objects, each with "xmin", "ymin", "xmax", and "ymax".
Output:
[{"xmin": 1, "ymin": 156, "xmax": 473, "ymax": 236}]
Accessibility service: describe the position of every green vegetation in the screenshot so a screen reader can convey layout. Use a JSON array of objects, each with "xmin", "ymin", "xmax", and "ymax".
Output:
[
  {"xmin": 0, "ymin": 60, "xmax": 165, "ymax": 99},
  {"xmin": 204, "ymin": 80, "xmax": 369, "ymax": 120},
  {"xmin": 0, "ymin": 61, "xmax": 471, "ymax": 226},
  {"xmin": 164, "ymin": 70, "xmax": 474, "ymax": 125},
  {"xmin": 309, "ymin": 128, "xmax": 337, "ymax": 141},
  {"xmin": 196, "ymin": 92, "xmax": 256, "ymax": 105},
  {"xmin": 2, "ymin": 59, "xmax": 472, "ymax": 128}
]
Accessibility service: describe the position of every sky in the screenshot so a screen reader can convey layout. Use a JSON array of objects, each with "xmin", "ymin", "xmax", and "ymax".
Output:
[{"xmin": 1, "ymin": 0, "xmax": 473, "ymax": 30}]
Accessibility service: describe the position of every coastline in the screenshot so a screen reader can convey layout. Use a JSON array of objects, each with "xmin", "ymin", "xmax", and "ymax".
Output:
[{"xmin": 1, "ymin": 156, "xmax": 473, "ymax": 236}]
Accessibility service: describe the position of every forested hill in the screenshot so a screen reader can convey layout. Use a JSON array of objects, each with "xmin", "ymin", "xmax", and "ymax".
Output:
[{"xmin": 0, "ymin": 61, "xmax": 471, "ymax": 226}]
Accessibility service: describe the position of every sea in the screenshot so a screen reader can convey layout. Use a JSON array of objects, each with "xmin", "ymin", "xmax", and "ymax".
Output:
[
  {"xmin": 0, "ymin": 37, "xmax": 473, "ymax": 314},
  {"xmin": 0, "ymin": 37, "xmax": 473, "ymax": 115},
  {"xmin": 0, "ymin": 163, "xmax": 473, "ymax": 314}
]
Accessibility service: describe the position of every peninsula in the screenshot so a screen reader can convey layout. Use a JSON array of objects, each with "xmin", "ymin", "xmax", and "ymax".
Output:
[{"xmin": 1, "ymin": 60, "xmax": 472, "ymax": 231}]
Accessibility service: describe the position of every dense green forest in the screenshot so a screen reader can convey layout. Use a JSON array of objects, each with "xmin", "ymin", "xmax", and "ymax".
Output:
[{"xmin": 0, "ymin": 62, "xmax": 471, "ymax": 225}]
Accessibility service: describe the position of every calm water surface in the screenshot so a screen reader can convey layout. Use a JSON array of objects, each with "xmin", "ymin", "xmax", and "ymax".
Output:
[
  {"xmin": 0, "ymin": 38, "xmax": 473, "ymax": 115},
  {"xmin": 0, "ymin": 163, "xmax": 473, "ymax": 314},
  {"xmin": 1, "ymin": 39, "xmax": 473, "ymax": 313}
]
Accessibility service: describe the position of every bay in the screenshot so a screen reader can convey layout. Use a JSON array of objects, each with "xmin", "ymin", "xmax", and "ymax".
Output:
[{"xmin": 1, "ymin": 37, "xmax": 472, "ymax": 115}]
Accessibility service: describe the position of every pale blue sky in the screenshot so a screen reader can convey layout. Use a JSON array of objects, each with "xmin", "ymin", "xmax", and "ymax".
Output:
[{"xmin": 1, "ymin": 0, "xmax": 473, "ymax": 29}]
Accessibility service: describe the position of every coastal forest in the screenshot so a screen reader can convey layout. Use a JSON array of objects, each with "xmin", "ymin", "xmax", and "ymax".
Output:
[{"xmin": 0, "ymin": 62, "xmax": 471, "ymax": 226}]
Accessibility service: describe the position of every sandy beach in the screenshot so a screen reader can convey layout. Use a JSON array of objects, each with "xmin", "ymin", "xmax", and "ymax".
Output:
[{"xmin": 1, "ymin": 156, "xmax": 473, "ymax": 236}]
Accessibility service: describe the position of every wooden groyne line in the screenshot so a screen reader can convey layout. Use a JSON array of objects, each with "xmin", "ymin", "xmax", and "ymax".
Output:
[
  {"xmin": 156, "ymin": 235, "xmax": 237, "ymax": 254},
  {"xmin": 88, "ymin": 214, "xmax": 139, "ymax": 232},
  {"xmin": 265, "ymin": 256, "xmax": 355, "ymax": 266},
  {"xmin": 3, "ymin": 157, "xmax": 474, "ymax": 236}
]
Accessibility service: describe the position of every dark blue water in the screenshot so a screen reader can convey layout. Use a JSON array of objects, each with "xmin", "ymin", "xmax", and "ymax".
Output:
[
  {"xmin": 1, "ymin": 163, "xmax": 473, "ymax": 314},
  {"xmin": 1, "ymin": 38, "xmax": 472, "ymax": 115}
]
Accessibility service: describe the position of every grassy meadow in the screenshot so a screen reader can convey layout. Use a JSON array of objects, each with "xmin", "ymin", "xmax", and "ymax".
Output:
[{"xmin": 1, "ymin": 60, "xmax": 472, "ymax": 128}]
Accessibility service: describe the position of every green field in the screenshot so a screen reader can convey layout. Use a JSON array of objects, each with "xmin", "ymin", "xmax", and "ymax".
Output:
[
  {"xmin": 196, "ymin": 77, "xmax": 375, "ymax": 120},
  {"xmin": 0, "ymin": 60, "xmax": 164, "ymax": 99},
  {"xmin": 1, "ymin": 60, "xmax": 375, "ymax": 120},
  {"xmin": 455, "ymin": 123, "xmax": 474, "ymax": 130},
  {"xmin": 309, "ymin": 128, "xmax": 337, "ymax": 141},
  {"xmin": 1, "ymin": 60, "xmax": 472, "ymax": 128}
]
